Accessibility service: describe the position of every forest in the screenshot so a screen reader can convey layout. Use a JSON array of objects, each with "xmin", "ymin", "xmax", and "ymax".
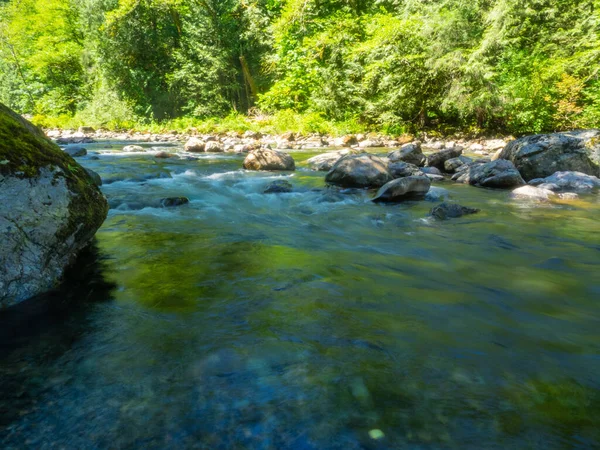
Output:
[{"xmin": 1, "ymin": 0, "xmax": 599, "ymax": 135}]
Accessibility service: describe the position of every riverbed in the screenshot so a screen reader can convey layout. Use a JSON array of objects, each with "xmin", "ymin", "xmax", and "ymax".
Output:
[{"xmin": 1, "ymin": 141, "xmax": 600, "ymax": 449}]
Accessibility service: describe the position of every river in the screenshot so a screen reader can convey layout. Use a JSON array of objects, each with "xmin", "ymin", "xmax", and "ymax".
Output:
[{"xmin": 1, "ymin": 141, "xmax": 599, "ymax": 449}]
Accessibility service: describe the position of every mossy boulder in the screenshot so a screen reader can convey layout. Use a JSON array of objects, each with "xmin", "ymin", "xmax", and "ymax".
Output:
[{"xmin": 0, "ymin": 103, "xmax": 109, "ymax": 308}]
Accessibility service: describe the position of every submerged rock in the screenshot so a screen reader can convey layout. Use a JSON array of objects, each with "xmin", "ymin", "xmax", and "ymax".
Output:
[
  {"xmin": 243, "ymin": 148, "xmax": 296, "ymax": 171},
  {"xmin": 372, "ymin": 176, "xmax": 431, "ymax": 202},
  {"xmin": 452, "ymin": 160, "xmax": 525, "ymax": 188},
  {"xmin": 498, "ymin": 131, "xmax": 600, "ymax": 181},
  {"xmin": 154, "ymin": 151, "xmax": 176, "ymax": 159},
  {"xmin": 0, "ymin": 103, "xmax": 108, "ymax": 308},
  {"xmin": 325, "ymin": 154, "xmax": 392, "ymax": 188},
  {"xmin": 64, "ymin": 145, "xmax": 87, "ymax": 157},
  {"xmin": 84, "ymin": 168, "xmax": 103, "ymax": 186},
  {"xmin": 264, "ymin": 179, "xmax": 293, "ymax": 193},
  {"xmin": 160, "ymin": 197, "xmax": 190, "ymax": 207},
  {"xmin": 425, "ymin": 186, "xmax": 450, "ymax": 202},
  {"xmin": 387, "ymin": 142, "xmax": 426, "ymax": 166},
  {"xmin": 528, "ymin": 171, "xmax": 600, "ymax": 193},
  {"xmin": 430, "ymin": 202, "xmax": 480, "ymax": 220}
]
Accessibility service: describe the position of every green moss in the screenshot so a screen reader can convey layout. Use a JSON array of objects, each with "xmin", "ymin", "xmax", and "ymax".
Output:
[{"xmin": 0, "ymin": 103, "xmax": 108, "ymax": 243}]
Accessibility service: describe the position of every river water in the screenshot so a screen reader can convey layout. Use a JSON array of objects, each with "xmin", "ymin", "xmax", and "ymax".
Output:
[{"xmin": 1, "ymin": 141, "xmax": 600, "ymax": 449}]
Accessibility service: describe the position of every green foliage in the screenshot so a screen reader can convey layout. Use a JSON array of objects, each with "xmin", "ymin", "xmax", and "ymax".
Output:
[{"xmin": 1, "ymin": 0, "xmax": 600, "ymax": 134}]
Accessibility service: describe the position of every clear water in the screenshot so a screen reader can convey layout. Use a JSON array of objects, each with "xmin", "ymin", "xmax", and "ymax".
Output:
[{"xmin": 1, "ymin": 142, "xmax": 600, "ymax": 449}]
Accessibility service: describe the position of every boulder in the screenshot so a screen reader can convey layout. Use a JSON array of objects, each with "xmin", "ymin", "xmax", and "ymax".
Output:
[
  {"xmin": 426, "ymin": 147, "xmax": 463, "ymax": 170},
  {"xmin": 78, "ymin": 126, "xmax": 95, "ymax": 134},
  {"xmin": 358, "ymin": 139, "xmax": 383, "ymax": 148},
  {"xmin": 430, "ymin": 202, "xmax": 479, "ymax": 220},
  {"xmin": 122, "ymin": 145, "xmax": 145, "ymax": 152},
  {"xmin": 160, "ymin": 197, "xmax": 189, "ymax": 207},
  {"xmin": 372, "ymin": 176, "xmax": 431, "ymax": 203},
  {"xmin": 306, "ymin": 149, "xmax": 359, "ymax": 171},
  {"xmin": 64, "ymin": 145, "xmax": 87, "ymax": 157},
  {"xmin": 243, "ymin": 148, "xmax": 295, "ymax": 171},
  {"xmin": 498, "ymin": 131, "xmax": 600, "ymax": 181},
  {"xmin": 84, "ymin": 168, "xmax": 102, "ymax": 186},
  {"xmin": 528, "ymin": 171, "xmax": 600, "ymax": 193},
  {"xmin": 243, "ymin": 130, "xmax": 262, "ymax": 140},
  {"xmin": 264, "ymin": 180, "xmax": 293, "ymax": 193},
  {"xmin": 325, "ymin": 154, "xmax": 392, "ymax": 188},
  {"xmin": 387, "ymin": 142, "xmax": 426, "ymax": 166},
  {"xmin": 444, "ymin": 156, "xmax": 472, "ymax": 173},
  {"xmin": 0, "ymin": 103, "xmax": 108, "ymax": 308},
  {"xmin": 341, "ymin": 135, "xmax": 358, "ymax": 147},
  {"xmin": 511, "ymin": 185, "xmax": 556, "ymax": 201},
  {"xmin": 205, "ymin": 141, "xmax": 225, "ymax": 152},
  {"xmin": 388, "ymin": 161, "xmax": 423, "ymax": 178},
  {"xmin": 184, "ymin": 137, "xmax": 205, "ymax": 153},
  {"xmin": 452, "ymin": 160, "xmax": 525, "ymax": 188}
]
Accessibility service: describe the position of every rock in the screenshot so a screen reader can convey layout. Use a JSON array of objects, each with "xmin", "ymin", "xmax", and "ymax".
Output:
[
  {"xmin": 484, "ymin": 139, "xmax": 507, "ymax": 151},
  {"xmin": 55, "ymin": 136, "xmax": 96, "ymax": 145},
  {"xmin": 498, "ymin": 131, "xmax": 600, "ymax": 181},
  {"xmin": 372, "ymin": 176, "xmax": 431, "ymax": 202},
  {"xmin": 264, "ymin": 180, "xmax": 293, "ymax": 193},
  {"xmin": 280, "ymin": 132, "xmax": 295, "ymax": 142},
  {"xmin": 0, "ymin": 103, "xmax": 108, "ymax": 308},
  {"xmin": 243, "ymin": 148, "xmax": 296, "ymax": 171},
  {"xmin": 84, "ymin": 168, "xmax": 102, "ymax": 186},
  {"xmin": 122, "ymin": 145, "xmax": 145, "ymax": 152},
  {"xmin": 358, "ymin": 139, "xmax": 383, "ymax": 148},
  {"xmin": 231, "ymin": 143, "xmax": 257, "ymax": 153},
  {"xmin": 154, "ymin": 151, "xmax": 176, "ymax": 159},
  {"xmin": 64, "ymin": 145, "xmax": 87, "ymax": 157},
  {"xmin": 452, "ymin": 160, "xmax": 525, "ymax": 188},
  {"xmin": 184, "ymin": 137, "xmax": 205, "ymax": 152},
  {"xmin": 558, "ymin": 192, "xmax": 579, "ymax": 200},
  {"xmin": 444, "ymin": 156, "xmax": 472, "ymax": 173},
  {"xmin": 469, "ymin": 143, "xmax": 485, "ymax": 152},
  {"xmin": 426, "ymin": 147, "xmax": 463, "ymax": 170},
  {"xmin": 430, "ymin": 202, "xmax": 480, "ymax": 220},
  {"xmin": 421, "ymin": 166, "xmax": 443, "ymax": 176},
  {"xmin": 511, "ymin": 185, "xmax": 556, "ymax": 201},
  {"xmin": 341, "ymin": 135, "xmax": 358, "ymax": 147},
  {"xmin": 160, "ymin": 197, "xmax": 189, "ymax": 207},
  {"xmin": 388, "ymin": 161, "xmax": 423, "ymax": 178},
  {"xmin": 306, "ymin": 149, "xmax": 359, "ymax": 171},
  {"xmin": 528, "ymin": 171, "xmax": 600, "ymax": 193},
  {"xmin": 425, "ymin": 187, "xmax": 450, "ymax": 202},
  {"xmin": 387, "ymin": 142, "xmax": 426, "ymax": 166},
  {"xmin": 491, "ymin": 149, "xmax": 503, "ymax": 161},
  {"xmin": 205, "ymin": 141, "xmax": 225, "ymax": 152},
  {"xmin": 243, "ymin": 130, "xmax": 262, "ymax": 140},
  {"xmin": 78, "ymin": 126, "xmax": 95, "ymax": 134},
  {"xmin": 325, "ymin": 154, "xmax": 392, "ymax": 188}
]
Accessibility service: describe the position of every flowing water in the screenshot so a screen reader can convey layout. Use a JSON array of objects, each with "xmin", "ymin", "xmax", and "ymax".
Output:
[{"xmin": 1, "ymin": 141, "xmax": 600, "ymax": 449}]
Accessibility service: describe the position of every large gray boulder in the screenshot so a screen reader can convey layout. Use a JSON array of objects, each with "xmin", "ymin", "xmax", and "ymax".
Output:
[
  {"xmin": 387, "ymin": 142, "xmax": 426, "ymax": 166},
  {"xmin": 306, "ymin": 149, "xmax": 359, "ymax": 171},
  {"xmin": 0, "ymin": 103, "xmax": 109, "ymax": 308},
  {"xmin": 426, "ymin": 148, "xmax": 462, "ymax": 170},
  {"xmin": 184, "ymin": 137, "xmax": 205, "ymax": 152},
  {"xmin": 498, "ymin": 131, "xmax": 600, "ymax": 181},
  {"xmin": 452, "ymin": 160, "xmax": 525, "ymax": 188},
  {"xmin": 388, "ymin": 161, "xmax": 424, "ymax": 179},
  {"xmin": 325, "ymin": 154, "xmax": 392, "ymax": 188},
  {"xmin": 243, "ymin": 148, "xmax": 295, "ymax": 171},
  {"xmin": 529, "ymin": 171, "xmax": 600, "ymax": 193},
  {"xmin": 372, "ymin": 176, "xmax": 431, "ymax": 202}
]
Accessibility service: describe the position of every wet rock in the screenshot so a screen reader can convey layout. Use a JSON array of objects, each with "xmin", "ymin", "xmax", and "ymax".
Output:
[
  {"xmin": 205, "ymin": 141, "xmax": 225, "ymax": 152},
  {"xmin": 325, "ymin": 154, "xmax": 392, "ymax": 188},
  {"xmin": 84, "ymin": 168, "xmax": 102, "ymax": 186},
  {"xmin": 0, "ymin": 103, "xmax": 108, "ymax": 308},
  {"xmin": 421, "ymin": 166, "xmax": 443, "ymax": 176},
  {"xmin": 430, "ymin": 202, "xmax": 480, "ymax": 220},
  {"xmin": 511, "ymin": 185, "xmax": 556, "ymax": 201},
  {"xmin": 372, "ymin": 176, "xmax": 431, "ymax": 202},
  {"xmin": 264, "ymin": 180, "xmax": 293, "ymax": 193},
  {"xmin": 160, "ymin": 197, "xmax": 190, "ymax": 207},
  {"xmin": 498, "ymin": 131, "xmax": 600, "ymax": 181},
  {"xmin": 444, "ymin": 156, "xmax": 473, "ymax": 173},
  {"xmin": 154, "ymin": 151, "xmax": 176, "ymax": 159},
  {"xmin": 426, "ymin": 147, "xmax": 463, "ymax": 170},
  {"xmin": 425, "ymin": 186, "xmax": 450, "ymax": 202},
  {"xmin": 122, "ymin": 145, "xmax": 145, "ymax": 152},
  {"xmin": 528, "ymin": 171, "xmax": 600, "ymax": 193},
  {"xmin": 452, "ymin": 160, "xmax": 525, "ymax": 188},
  {"xmin": 387, "ymin": 142, "xmax": 426, "ymax": 166},
  {"xmin": 184, "ymin": 137, "xmax": 205, "ymax": 153},
  {"xmin": 306, "ymin": 149, "xmax": 359, "ymax": 171},
  {"xmin": 243, "ymin": 148, "xmax": 296, "ymax": 171},
  {"xmin": 388, "ymin": 161, "xmax": 423, "ymax": 178},
  {"xmin": 64, "ymin": 145, "xmax": 87, "ymax": 157}
]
